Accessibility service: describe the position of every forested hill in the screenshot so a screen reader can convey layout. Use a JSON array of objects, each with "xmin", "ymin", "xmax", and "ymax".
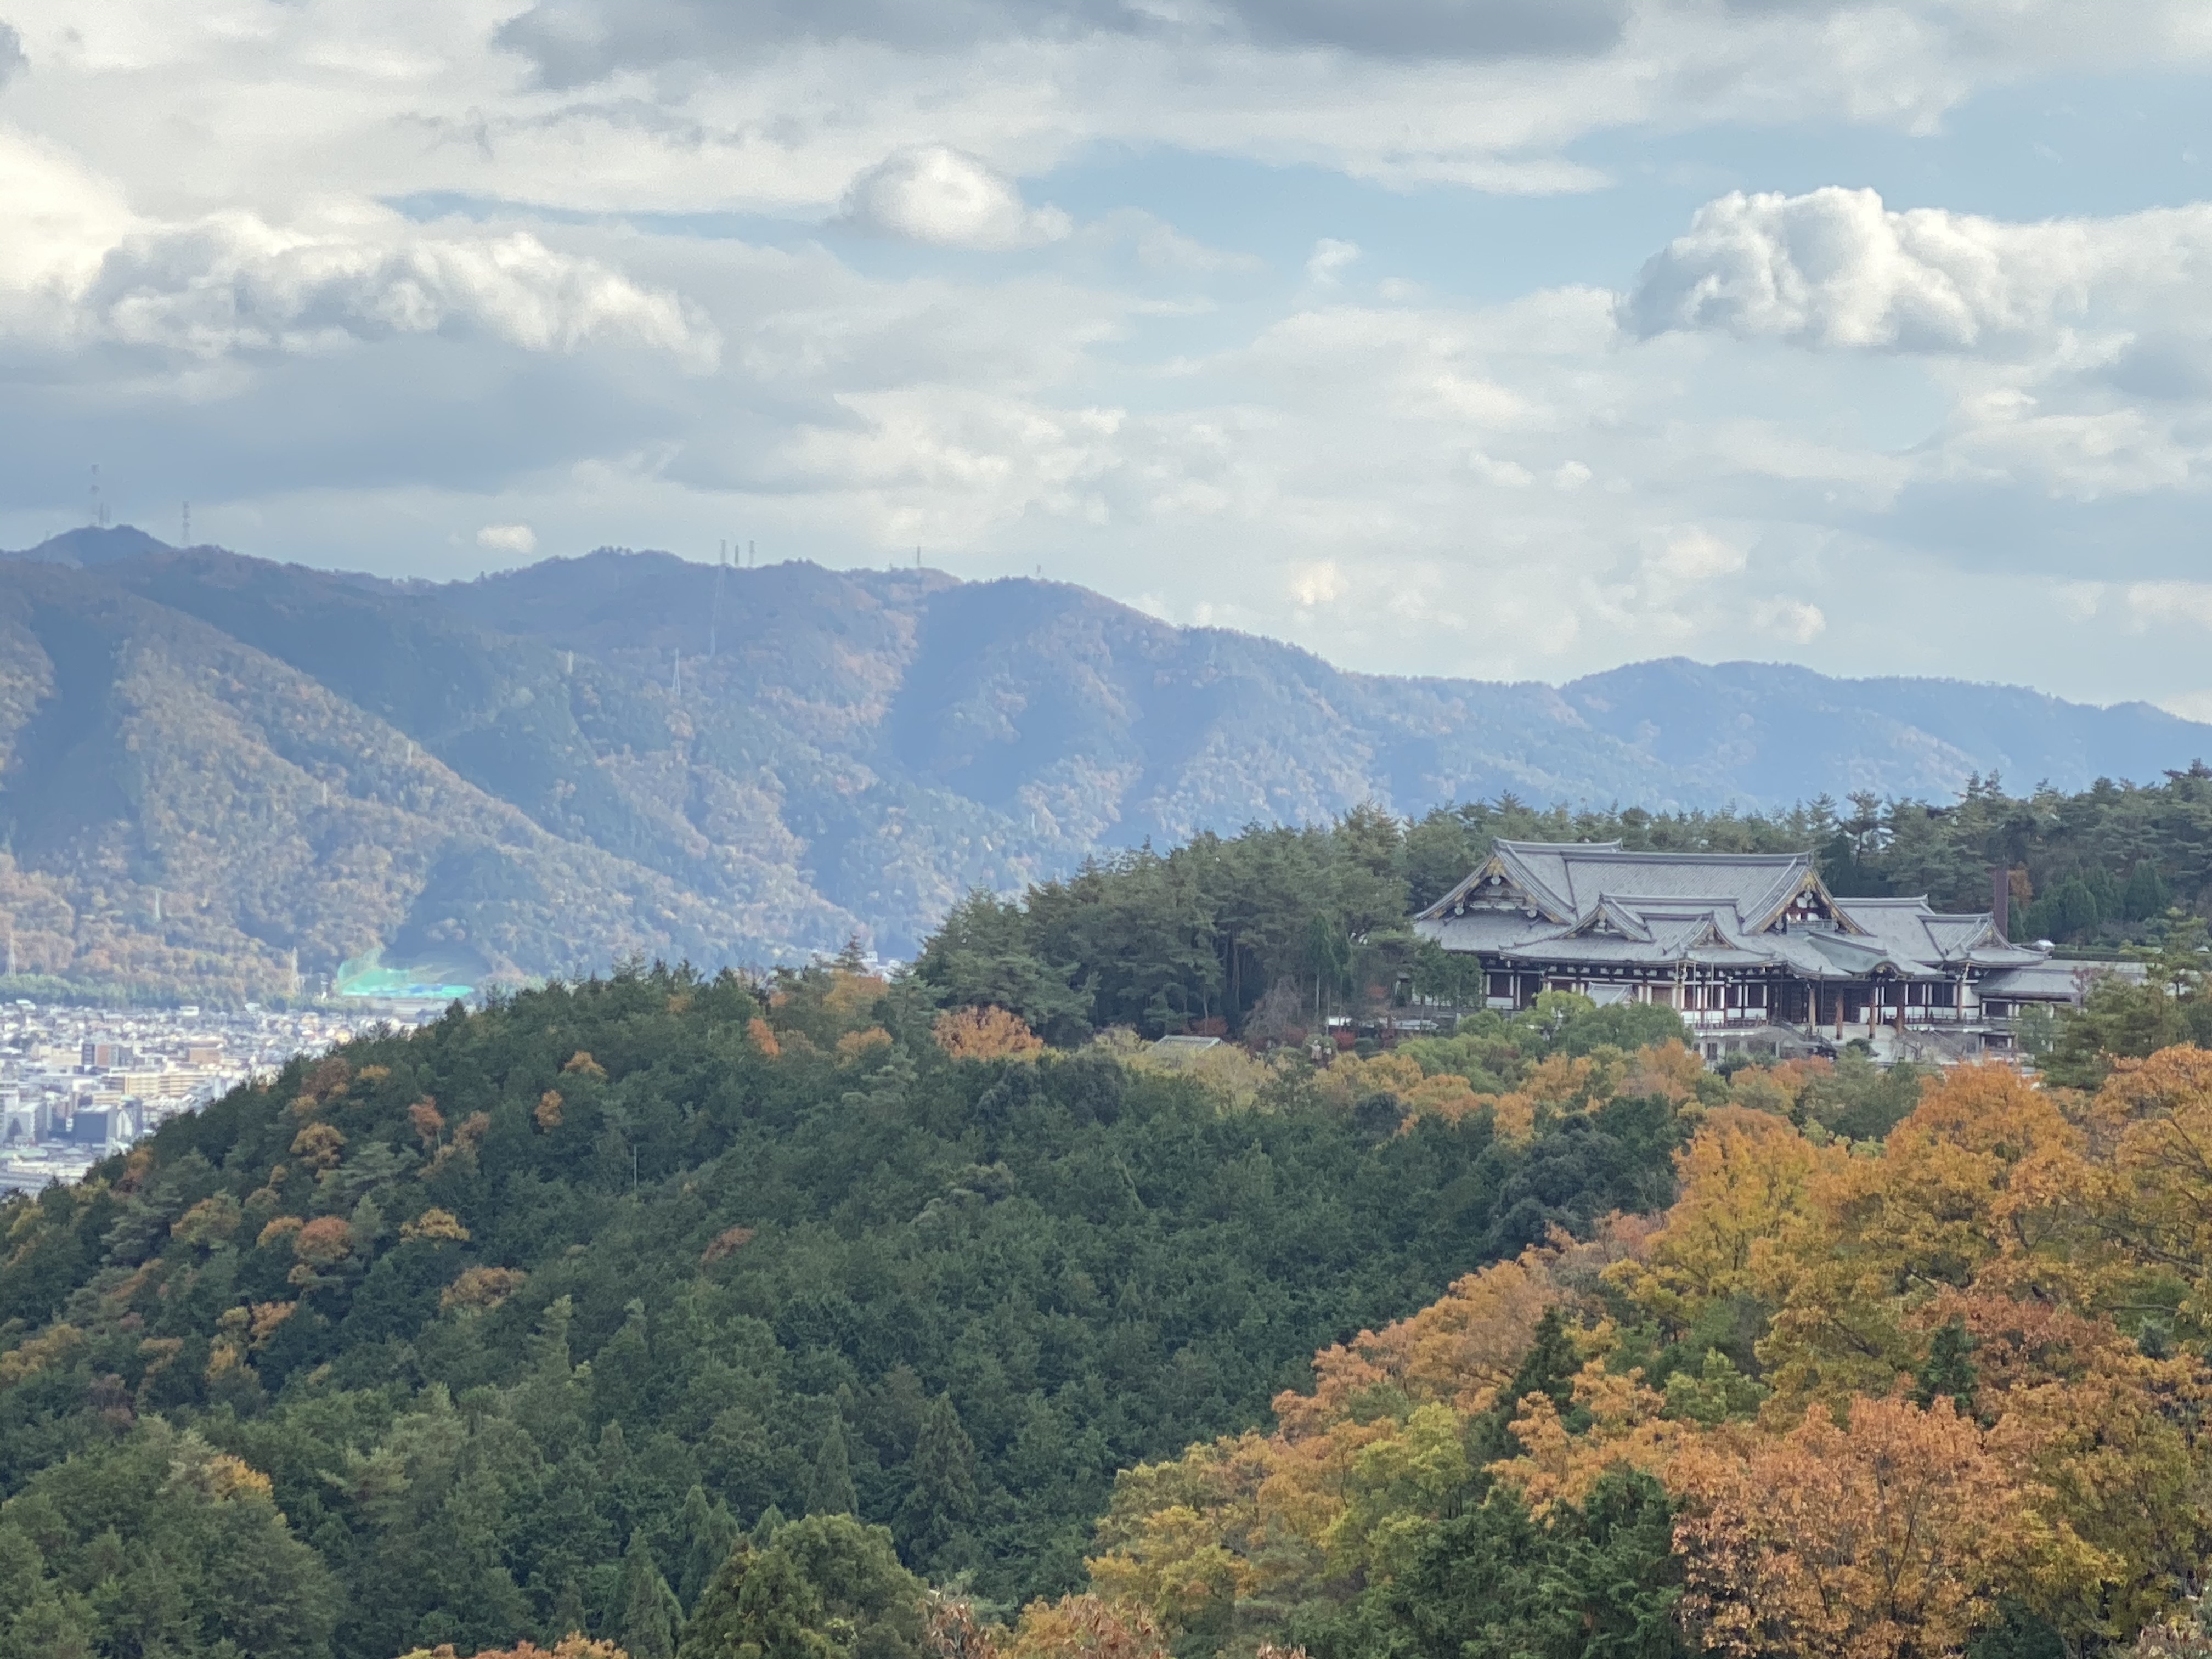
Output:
[
  {"xmin": 0, "ymin": 962, "xmax": 1691, "ymax": 1659},
  {"xmin": 12, "ymin": 948, "xmax": 2205, "ymax": 1659},
  {"xmin": 5, "ymin": 525, "xmax": 2209, "ymax": 1000}
]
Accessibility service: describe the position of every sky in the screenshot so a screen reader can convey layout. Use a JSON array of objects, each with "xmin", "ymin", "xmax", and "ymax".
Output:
[{"xmin": 3, "ymin": 1, "xmax": 2212, "ymax": 711}]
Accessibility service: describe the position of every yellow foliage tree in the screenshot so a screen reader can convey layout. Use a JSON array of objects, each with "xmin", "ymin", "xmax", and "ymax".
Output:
[
  {"xmin": 1489, "ymin": 1361, "xmax": 1686, "ymax": 1517},
  {"xmin": 291, "ymin": 1215, "xmax": 353, "ymax": 1266},
  {"xmin": 934, "ymin": 1006, "xmax": 1046, "ymax": 1061},
  {"xmin": 441, "ymin": 1265, "xmax": 528, "ymax": 1312},
  {"xmin": 289, "ymin": 1121, "xmax": 346, "ymax": 1170},
  {"xmin": 1759, "ymin": 1062, "xmax": 2089, "ymax": 1409},
  {"xmin": 407, "ymin": 1099, "xmax": 444, "ymax": 1146},
  {"xmin": 1002, "ymin": 1596, "xmax": 1169, "ymax": 1659},
  {"xmin": 1931, "ymin": 1290, "xmax": 2212, "ymax": 1647},
  {"xmin": 1088, "ymin": 1433, "xmax": 1272, "ymax": 1631},
  {"xmin": 1090, "ymin": 1231, "xmax": 1641, "ymax": 1633},
  {"xmin": 400, "ymin": 1207, "xmax": 469, "ymax": 1243},
  {"xmin": 2080, "ymin": 1046, "xmax": 2212, "ymax": 1323},
  {"xmin": 1605, "ymin": 1107, "xmax": 1843, "ymax": 1332}
]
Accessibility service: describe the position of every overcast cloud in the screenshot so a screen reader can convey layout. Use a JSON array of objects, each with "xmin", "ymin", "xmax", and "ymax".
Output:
[{"xmin": 4, "ymin": 0, "xmax": 2212, "ymax": 714}]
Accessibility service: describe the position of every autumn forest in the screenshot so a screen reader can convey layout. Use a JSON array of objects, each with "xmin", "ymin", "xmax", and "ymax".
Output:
[{"xmin": 9, "ymin": 810, "xmax": 2212, "ymax": 1659}]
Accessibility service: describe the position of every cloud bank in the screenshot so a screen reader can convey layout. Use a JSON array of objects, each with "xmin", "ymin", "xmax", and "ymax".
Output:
[{"xmin": 0, "ymin": 136, "xmax": 715, "ymax": 365}]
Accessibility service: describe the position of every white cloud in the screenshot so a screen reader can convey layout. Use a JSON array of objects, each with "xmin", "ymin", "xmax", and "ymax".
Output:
[
  {"xmin": 476, "ymin": 522, "xmax": 537, "ymax": 553},
  {"xmin": 839, "ymin": 146, "xmax": 1070, "ymax": 251},
  {"xmin": 494, "ymin": 0, "xmax": 1634, "ymax": 78},
  {"xmin": 1625, "ymin": 185, "xmax": 2212, "ymax": 358},
  {"xmin": 1305, "ymin": 238, "xmax": 1360, "ymax": 285},
  {"xmin": 1752, "ymin": 597, "xmax": 1828, "ymax": 644},
  {"xmin": 2127, "ymin": 582, "xmax": 2212, "ymax": 631},
  {"xmin": 89, "ymin": 213, "xmax": 717, "ymax": 365},
  {"xmin": 1652, "ymin": 527, "xmax": 1745, "ymax": 581},
  {"xmin": 13, "ymin": 0, "xmax": 2203, "ymax": 230},
  {"xmin": 1290, "ymin": 560, "xmax": 1347, "ymax": 607},
  {"xmin": 0, "ymin": 129, "xmax": 133, "ymax": 301},
  {"xmin": 7, "ymin": 0, "xmax": 2212, "ymax": 714},
  {"xmin": 462, "ymin": 0, "xmax": 2212, "ymax": 197}
]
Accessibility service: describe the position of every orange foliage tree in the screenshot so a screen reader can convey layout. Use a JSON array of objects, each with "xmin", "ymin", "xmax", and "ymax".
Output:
[
  {"xmin": 1672, "ymin": 1396, "xmax": 2034, "ymax": 1659},
  {"xmin": 1758, "ymin": 1062, "xmax": 2092, "ymax": 1408}
]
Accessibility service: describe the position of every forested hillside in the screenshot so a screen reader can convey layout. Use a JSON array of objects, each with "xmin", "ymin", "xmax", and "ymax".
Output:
[
  {"xmin": 9, "ymin": 906, "xmax": 2212, "ymax": 1658},
  {"xmin": 7, "ymin": 526, "xmax": 2210, "ymax": 1003},
  {"xmin": 0, "ymin": 961, "xmax": 1693, "ymax": 1659},
  {"xmin": 916, "ymin": 774, "xmax": 2212, "ymax": 1045}
]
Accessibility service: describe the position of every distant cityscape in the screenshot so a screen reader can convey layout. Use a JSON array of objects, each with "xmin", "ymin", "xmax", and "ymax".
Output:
[{"xmin": 0, "ymin": 998, "xmax": 448, "ymax": 1194}]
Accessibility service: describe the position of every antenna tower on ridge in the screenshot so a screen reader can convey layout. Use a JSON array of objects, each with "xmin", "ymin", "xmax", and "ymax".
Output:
[
  {"xmin": 708, "ymin": 541, "xmax": 726, "ymax": 658},
  {"xmin": 182, "ymin": 501, "xmax": 191, "ymax": 546}
]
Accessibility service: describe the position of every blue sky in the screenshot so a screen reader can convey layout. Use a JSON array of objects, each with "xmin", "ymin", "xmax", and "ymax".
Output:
[{"xmin": 2, "ymin": 2, "xmax": 2211, "ymax": 713}]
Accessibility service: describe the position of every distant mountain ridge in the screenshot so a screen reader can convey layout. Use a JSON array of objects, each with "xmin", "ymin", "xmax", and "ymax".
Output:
[{"xmin": 1, "ymin": 525, "xmax": 2204, "ymax": 998}]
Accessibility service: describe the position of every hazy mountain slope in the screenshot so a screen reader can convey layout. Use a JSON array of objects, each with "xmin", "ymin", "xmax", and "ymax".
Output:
[
  {"xmin": 437, "ymin": 553, "xmax": 1695, "ymax": 841},
  {"xmin": 0, "ymin": 560, "xmax": 855, "ymax": 998},
  {"xmin": 5, "ymin": 524, "xmax": 2210, "ymax": 997},
  {"xmin": 102, "ymin": 549, "xmax": 857, "ymax": 947},
  {"xmin": 1560, "ymin": 659, "xmax": 2209, "ymax": 802}
]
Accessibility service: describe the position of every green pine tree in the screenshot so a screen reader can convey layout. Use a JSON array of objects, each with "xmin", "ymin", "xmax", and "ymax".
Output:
[
  {"xmin": 895, "ymin": 1395, "xmax": 977, "ymax": 1568},
  {"xmin": 1469, "ymin": 1305, "xmax": 1582, "ymax": 1463},
  {"xmin": 805, "ymin": 1418, "xmax": 857, "ymax": 1518},
  {"xmin": 675, "ymin": 1542, "xmax": 836, "ymax": 1659},
  {"xmin": 550, "ymin": 1577, "xmax": 590, "ymax": 1643},
  {"xmin": 2124, "ymin": 862, "xmax": 2171, "ymax": 922},
  {"xmin": 678, "ymin": 1487, "xmax": 747, "ymax": 1613},
  {"xmin": 1915, "ymin": 1317, "xmax": 1979, "ymax": 1415},
  {"xmin": 751, "ymin": 1505, "xmax": 787, "ymax": 1550},
  {"xmin": 618, "ymin": 1536, "xmax": 684, "ymax": 1659}
]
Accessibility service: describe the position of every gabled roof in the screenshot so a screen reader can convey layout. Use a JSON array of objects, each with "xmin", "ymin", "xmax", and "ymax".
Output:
[
  {"xmin": 1835, "ymin": 898, "xmax": 2039, "ymax": 968},
  {"xmin": 1418, "ymin": 839, "xmax": 1849, "ymax": 935}
]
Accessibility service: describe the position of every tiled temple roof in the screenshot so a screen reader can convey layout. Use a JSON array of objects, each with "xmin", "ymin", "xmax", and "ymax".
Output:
[{"xmin": 1415, "ymin": 839, "xmax": 2056, "ymax": 985}]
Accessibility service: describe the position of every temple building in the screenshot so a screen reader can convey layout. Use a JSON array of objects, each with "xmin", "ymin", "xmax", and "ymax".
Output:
[{"xmin": 1413, "ymin": 840, "xmax": 2089, "ymax": 1059}]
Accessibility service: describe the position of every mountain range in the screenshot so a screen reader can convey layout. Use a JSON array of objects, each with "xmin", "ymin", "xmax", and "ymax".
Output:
[{"xmin": 3, "ymin": 524, "xmax": 2205, "ymax": 999}]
